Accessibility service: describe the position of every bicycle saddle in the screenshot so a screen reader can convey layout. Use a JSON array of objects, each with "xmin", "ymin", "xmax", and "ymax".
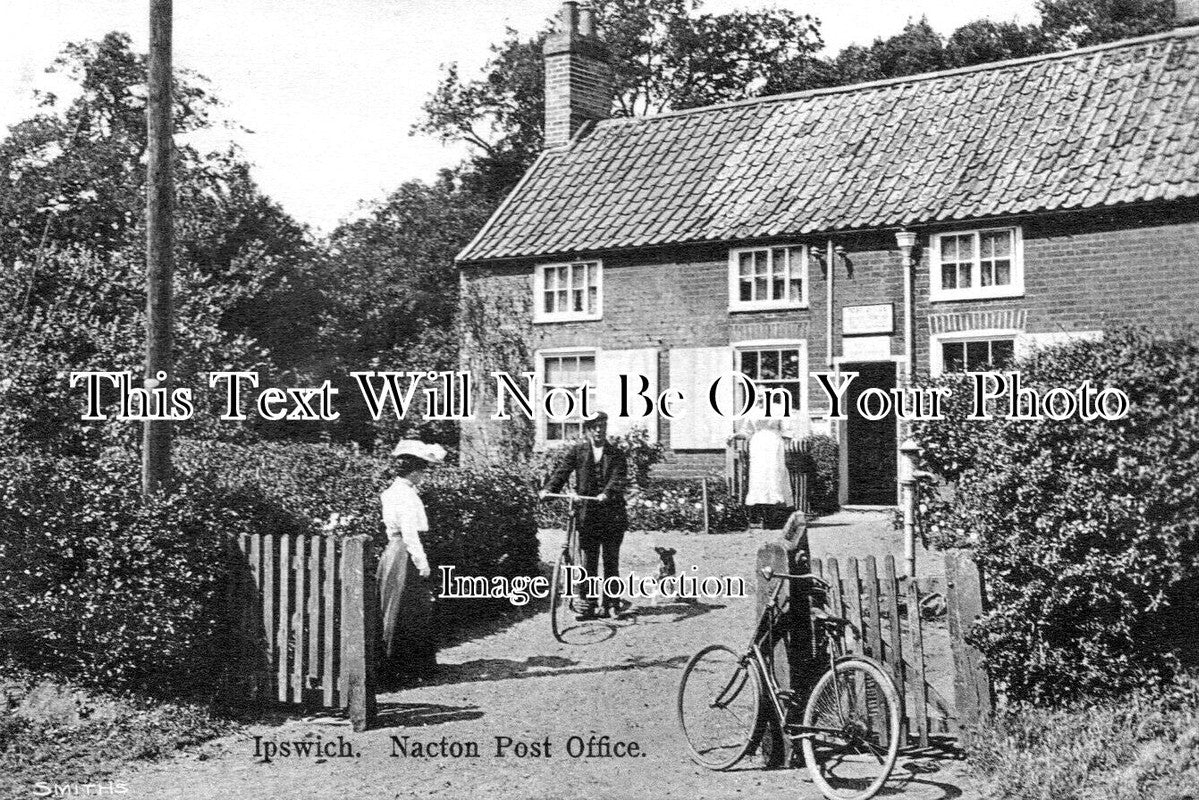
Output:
[{"xmin": 812, "ymin": 610, "xmax": 852, "ymax": 632}]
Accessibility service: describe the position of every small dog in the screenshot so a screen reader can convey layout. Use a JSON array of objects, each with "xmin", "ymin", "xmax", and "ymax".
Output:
[
  {"xmin": 654, "ymin": 546, "xmax": 677, "ymax": 580},
  {"xmin": 652, "ymin": 547, "xmax": 693, "ymax": 605}
]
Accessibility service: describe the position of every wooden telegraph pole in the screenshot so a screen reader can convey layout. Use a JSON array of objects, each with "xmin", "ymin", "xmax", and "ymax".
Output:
[{"xmin": 143, "ymin": 0, "xmax": 174, "ymax": 495}]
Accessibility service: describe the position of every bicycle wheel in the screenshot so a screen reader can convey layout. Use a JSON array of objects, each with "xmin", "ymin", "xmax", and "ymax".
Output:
[
  {"xmin": 676, "ymin": 644, "xmax": 763, "ymax": 770},
  {"xmin": 549, "ymin": 551, "xmax": 573, "ymax": 642},
  {"xmin": 801, "ymin": 657, "xmax": 901, "ymax": 800}
]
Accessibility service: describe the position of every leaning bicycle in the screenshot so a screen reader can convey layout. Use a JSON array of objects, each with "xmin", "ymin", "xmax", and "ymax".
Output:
[
  {"xmin": 676, "ymin": 567, "xmax": 901, "ymax": 800},
  {"xmin": 540, "ymin": 492, "xmax": 600, "ymax": 642}
]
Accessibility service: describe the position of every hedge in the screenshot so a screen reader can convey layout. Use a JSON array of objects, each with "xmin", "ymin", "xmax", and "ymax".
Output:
[
  {"xmin": 795, "ymin": 434, "xmax": 839, "ymax": 515},
  {"xmin": 0, "ymin": 441, "xmax": 539, "ymax": 697},
  {"xmin": 909, "ymin": 328, "xmax": 1199, "ymax": 703},
  {"xmin": 177, "ymin": 440, "xmax": 540, "ymax": 581},
  {"xmin": 0, "ymin": 451, "xmax": 289, "ymax": 697},
  {"xmin": 628, "ymin": 479, "xmax": 748, "ymax": 532}
]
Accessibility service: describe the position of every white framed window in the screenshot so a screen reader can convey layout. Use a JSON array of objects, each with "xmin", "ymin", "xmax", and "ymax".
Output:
[
  {"xmin": 733, "ymin": 340, "xmax": 808, "ymax": 435},
  {"xmin": 929, "ymin": 330, "xmax": 1018, "ymax": 376},
  {"xmin": 537, "ymin": 349, "xmax": 597, "ymax": 444},
  {"xmin": 533, "ymin": 260, "xmax": 602, "ymax": 322},
  {"xmin": 930, "ymin": 227, "xmax": 1023, "ymax": 302},
  {"xmin": 728, "ymin": 245, "xmax": 808, "ymax": 311}
]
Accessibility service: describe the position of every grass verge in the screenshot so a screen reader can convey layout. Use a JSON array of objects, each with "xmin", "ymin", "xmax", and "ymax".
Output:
[
  {"xmin": 1, "ymin": 666, "xmax": 237, "ymax": 797},
  {"xmin": 966, "ymin": 674, "xmax": 1199, "ymax": 799}
]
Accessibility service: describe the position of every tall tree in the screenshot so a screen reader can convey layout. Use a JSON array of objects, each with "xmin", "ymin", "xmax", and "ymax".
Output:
[
  {"xmin": 870, "ymin": 18, "xmax": 947, "ymax": 78},
  {"xmin": 1036, "ymin": 0, "xmax": 1173, "ymax": 47},
  {"xmin": 945, "ymin": 20, "xmax": 1052, "ymax": 67},
  {"xmin": 327, "ymin": 175, "xmax": 492, "ymax": 363},
  {"xmin": 0, "ymin": 33, "xmax": 334, "ymax": 450},
  {"xmin": 416, "ymin": 0, "xmax": 823, "ymax": 197},
  {"xmin": 0, "ymin": 33, "xmax": 207, "ymax": 263},
  {"xmin": 322, "ymin": 175, "xmax": 493, "ymax": 446},
  {"xmin": 0, "ymin": 246, "xmax": 272, "ymax": 456},
  {"xmin": 767, "ymin": 17, "xmax": 950, "ymax": 92},
  {"xmin": 598, "ymin": 0, "xmax": 823, "ymax": 114},
  {"xmin": 0, "ymin": 34, "xmax": 327, "ymax": 385}
]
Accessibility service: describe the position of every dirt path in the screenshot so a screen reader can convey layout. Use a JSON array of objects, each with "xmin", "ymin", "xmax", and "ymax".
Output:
[{"xmin": 126, "ymin": 513, "xmax": 980, "ymax": 800}]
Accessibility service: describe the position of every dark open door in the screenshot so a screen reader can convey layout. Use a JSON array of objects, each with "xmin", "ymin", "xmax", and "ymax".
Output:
[{"xmin": 844, "ymin": 361, "xmax": 897, "ymax": 505}]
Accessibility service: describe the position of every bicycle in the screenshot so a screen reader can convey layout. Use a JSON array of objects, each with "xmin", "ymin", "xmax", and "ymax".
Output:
[
  {"xmin": 540, "ymin": 492, "xmax": 601, "ymax": 642},
  {"xmin": 676, "ymin": 566, "xmax": 901, "ymax": 800}
]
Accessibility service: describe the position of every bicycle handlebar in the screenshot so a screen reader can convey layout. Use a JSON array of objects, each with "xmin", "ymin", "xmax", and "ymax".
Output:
[
  {"xmin": 759, "ymin": 566, "xmax": 830, "ymax": 590},
  {"xmin": 540, "ymin": 492, "xmax": 603, "ymax": 502}
]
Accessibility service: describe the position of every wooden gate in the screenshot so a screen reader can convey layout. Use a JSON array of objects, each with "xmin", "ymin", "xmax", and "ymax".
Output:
[
  {"xmin": 943, "ymin": 551, "xmax": 994, "ymax": 741},
  {"xmin": 811, "ymin": 555, "xmax": 953, "ymax": 746},
  {"xmin": 756, "ymin": 535, "xmax": 991, "ymax": 752},
  {"xmin": 227, "ymin": 532, "xmax": 377, "ymax": 730}
]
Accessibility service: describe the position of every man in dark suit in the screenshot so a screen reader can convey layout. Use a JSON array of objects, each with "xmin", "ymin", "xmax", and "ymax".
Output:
[{"xmin": 540, "ymin": 412, "xmax": 629, "ymax": 620}]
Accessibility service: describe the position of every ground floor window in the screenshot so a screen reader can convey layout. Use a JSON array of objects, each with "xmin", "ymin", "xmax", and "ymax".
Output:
[
  {"xmin": 540, "ymin": 350, "xmax": 596, "ymax": 442},
  {"xmin": 735, "ymin": 344, "xmax": 804, "ymax": 415},
  {"xmin": 939, "ymin": 337, "xmax": 1015, "ymax": 373}
]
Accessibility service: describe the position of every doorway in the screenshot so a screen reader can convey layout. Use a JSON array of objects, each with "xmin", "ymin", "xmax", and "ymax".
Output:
[{"xmin": 843, "ymin": 361, "xmax": 897, "ymax": 505}]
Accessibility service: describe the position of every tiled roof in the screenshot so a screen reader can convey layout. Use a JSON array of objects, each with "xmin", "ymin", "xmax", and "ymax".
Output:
[{"xmin": 458, "ymin": 27, "xmax": 1199, "ymax": 263}]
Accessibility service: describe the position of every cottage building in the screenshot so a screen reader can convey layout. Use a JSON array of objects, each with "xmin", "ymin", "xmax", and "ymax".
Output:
[{"xmin": 457, "ymin": 1, "xmax": 1199, "ymax": 505}]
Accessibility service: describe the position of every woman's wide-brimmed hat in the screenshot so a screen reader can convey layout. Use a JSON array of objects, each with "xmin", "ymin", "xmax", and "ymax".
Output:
[{"xmin": 390, "ymin": 440, "xmax": 447, "ymax": 464}]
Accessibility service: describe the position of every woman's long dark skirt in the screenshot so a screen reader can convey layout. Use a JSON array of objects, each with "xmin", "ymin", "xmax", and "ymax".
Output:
[{"xmin": 377, "ymin": 538, "xmax": 436, "ymax": 682}]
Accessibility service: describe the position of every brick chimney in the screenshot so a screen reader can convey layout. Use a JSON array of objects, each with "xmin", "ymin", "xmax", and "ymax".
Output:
[
  {"xmin": 1178, "ymin": 0, "xmax": 1199, "ymax": 25},
  {"xmin": 544, "ymin": 2, "xmax": 612, "ymax": 148}
]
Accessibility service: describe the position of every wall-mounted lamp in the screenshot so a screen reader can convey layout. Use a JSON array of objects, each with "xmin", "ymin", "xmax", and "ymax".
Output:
[
  {"xmin": 811, "ymin": 247, "xmax": 828, "ymax": 278},
  {"xmin": 813, "ymin": 244, "xmax": 851, "ymax": 278},
  {"xmin": 833, "ymin": 245, "xmax": 852, "ymax": 278}
]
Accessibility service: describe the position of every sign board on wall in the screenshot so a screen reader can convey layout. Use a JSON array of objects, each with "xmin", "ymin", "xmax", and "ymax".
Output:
[
  {"xmin": 841, "ymin": 335, "xmax": 893, "ymax": 361},
  {"xmin": 842, "ymin": 304, "xmax": 894, "ymax": 335}
]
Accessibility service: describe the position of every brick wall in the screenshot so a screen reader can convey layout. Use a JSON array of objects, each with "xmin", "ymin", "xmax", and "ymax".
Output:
[{"xmin": 460, "ymin": 201, "xmax": 1199, "ymax": 474}]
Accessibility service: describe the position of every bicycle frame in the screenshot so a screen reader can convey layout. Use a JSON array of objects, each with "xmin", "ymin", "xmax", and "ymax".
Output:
[
  {"xmin": 720, "ymin": 575, "xmax": 858, "ymax": 745},
  {"xmin": 542, "ymin": 493, "xmax": 601, "ymax": 612},
  {"xmin": 679, "ymin": 568, "xmax": 900, "ymax": 796},
  {"xmin": 542, "ymin": 492, "xmax": 600, "ymax": 557}
]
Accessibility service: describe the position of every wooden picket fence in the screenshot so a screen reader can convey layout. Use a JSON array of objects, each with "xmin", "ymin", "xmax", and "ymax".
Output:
[
  {"xmin": 809, "ymin": 553, "xmax": 990, "ymax": 746},
  {"xmin": 727, "ymin": 437, "xmax": 811, "ymax": 514},
  {"xmin": 226, "ymin": 531, "xmax": 377, "ymax": 730}
]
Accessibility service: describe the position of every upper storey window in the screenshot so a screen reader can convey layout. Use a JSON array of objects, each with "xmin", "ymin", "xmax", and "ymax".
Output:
[
  {"xmin": 533, "ymin": 261, "xmax": 602, "ymax": 322},
  {"xmin": 729, "ymin": 245, "xmax": 808, "ymax": 311},
  {"xmin": 930, "ymin": 228, "xmax": 1023, "ymax": 302}
]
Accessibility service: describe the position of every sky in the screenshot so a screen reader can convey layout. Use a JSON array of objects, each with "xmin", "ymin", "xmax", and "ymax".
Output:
[{"xmin": 1, "ymin": 1, "xmax": 1039, "ymax": 234}]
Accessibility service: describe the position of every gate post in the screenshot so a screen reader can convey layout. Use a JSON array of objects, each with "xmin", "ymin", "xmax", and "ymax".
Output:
[
  {"xmin": 898, "ymin": 439, "xmax": 921, "ymax": 577},
  {"xmin": 754, "ymin": 511, "xmax": 814, "ymax": 767},
  {"xmin": 340, "ymin": 535, "xmax": 378, "ymax": 731},
  {"xmin": 945, "ymin": 550, "xmax": 993, "ymax": 744}
]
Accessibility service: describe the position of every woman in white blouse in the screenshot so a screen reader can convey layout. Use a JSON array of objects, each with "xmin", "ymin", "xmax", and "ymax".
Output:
[
  {"xmin": 378, "ymin": 439, "xmax": 445, "ymax": 683},
  {"xmin": 740, "ymin": 393, "xmax": 794, "ymax": 525}
]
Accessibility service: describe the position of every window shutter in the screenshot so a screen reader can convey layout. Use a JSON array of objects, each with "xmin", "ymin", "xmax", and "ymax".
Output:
[
  {"xmin": 668, "ymin": 347, "xmax": 733, "ymax": 449},
  {"xmin": 596, "ymin": 348, "xmax": 659, "ymax": 439}
]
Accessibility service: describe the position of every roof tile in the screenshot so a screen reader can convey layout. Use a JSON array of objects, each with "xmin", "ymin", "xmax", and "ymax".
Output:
[{"xmin": 460, "ymin": 29, "xmax": 1199, "ymax": 262}]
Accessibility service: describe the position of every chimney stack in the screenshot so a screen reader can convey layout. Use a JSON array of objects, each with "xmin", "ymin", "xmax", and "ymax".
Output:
[
  {"xmin": 1178, "ymin": 0, "xmax": 1199, "ymax": 25},
  {"xmin": 579, "ymin": 5, "xmax": 596, "ymax": 37},
  {"xmin": 544, "ymin": 2, "xmax": 612, "ymax": 148}
]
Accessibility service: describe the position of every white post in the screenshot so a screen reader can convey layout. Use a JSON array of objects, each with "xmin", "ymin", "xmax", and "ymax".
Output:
[
  {"xmin": 899, "ymin": 438, "xmax": 921, "ymax": 578},
  {"xmin": 895, "ymin": 230, "xmax": 918, "ymax": 389}
]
